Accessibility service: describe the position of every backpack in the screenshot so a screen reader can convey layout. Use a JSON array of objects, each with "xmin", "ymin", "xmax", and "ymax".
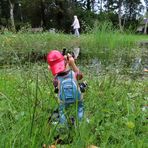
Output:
[{"xmin": 57, "ymin": 71, "xmax": 81, "ymax": 103}]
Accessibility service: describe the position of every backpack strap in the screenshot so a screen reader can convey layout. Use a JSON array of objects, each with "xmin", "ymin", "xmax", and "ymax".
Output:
[{"xmin": 57, "ymin": 70, "xmax": 75, "ymax": 82}]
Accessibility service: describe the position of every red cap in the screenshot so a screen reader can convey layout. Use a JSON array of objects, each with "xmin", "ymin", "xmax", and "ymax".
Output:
[{"xmin": 47, "ymin": 50, "xmax": 65, "ymax": 75}]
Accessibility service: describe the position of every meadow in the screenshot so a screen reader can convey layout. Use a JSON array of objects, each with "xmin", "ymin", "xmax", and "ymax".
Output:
[{"xmin": 0, "ymin": 24, "xmax": 148, "ymax": 148}]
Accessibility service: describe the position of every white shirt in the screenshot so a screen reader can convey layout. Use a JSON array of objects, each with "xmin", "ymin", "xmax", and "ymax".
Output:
[{"xmin": 72, "ymin": 16, "xmax": 80, "ymax": 29}]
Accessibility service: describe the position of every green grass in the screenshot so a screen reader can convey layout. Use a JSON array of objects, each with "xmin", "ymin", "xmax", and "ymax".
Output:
[
  {"xmin": 0, "ymin": 27, "xmax": 148, "ymax": 147},
  {"xmin": 0, "ymin": 22, "xmax": 147, "ymax": 52},
  {"xmin": 0, "ymin": 62, "xmax": 147, "ymax": 147},
  {"xmin": 0, "ymin": 24, "xmax": 147, "ymax": 66}
]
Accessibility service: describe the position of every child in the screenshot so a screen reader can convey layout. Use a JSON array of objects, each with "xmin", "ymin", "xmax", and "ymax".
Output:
[{"xmin": 47, "ymin": 50, "xmax": 84, "ymax": 124}]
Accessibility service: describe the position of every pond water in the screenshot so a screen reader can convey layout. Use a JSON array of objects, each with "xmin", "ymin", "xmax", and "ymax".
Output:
[
  {"xmin": 79, "ymin": 47, "xmax": 148, "ymax": 77},
  {"xmin": 1, "ymin": 43, "xmax": 147, "ymax": 78}
]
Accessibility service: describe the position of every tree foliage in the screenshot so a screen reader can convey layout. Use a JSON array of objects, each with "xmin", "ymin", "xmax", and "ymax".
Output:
[{"xmin": 0, "ymin": 0, "xmax": 147, "ymax": 33}]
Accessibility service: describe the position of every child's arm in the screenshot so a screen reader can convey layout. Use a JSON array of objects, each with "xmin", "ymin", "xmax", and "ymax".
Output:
[
  {"xmin": 69, "ymin": 61, "xmax": 80, "ymax": 73},
  {"xmin": 67, "ymin": 54, "xmax": 83, "ymax": 80},
  {"xmin": 67, "ymin": 54, "xmax": 79, "ymax": 72}
]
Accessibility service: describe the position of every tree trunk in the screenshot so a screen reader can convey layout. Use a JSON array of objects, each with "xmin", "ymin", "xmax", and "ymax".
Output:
[
  {"xmin": 144, "ymin": 9, "xmax": 148, "ymax": 34},
  {"xmin": 41, "ymin": 0, "xmax": 46, "ymax": 28},
  {"xmin": 118, "ymin": 1, "xmax": 123, "ymax": 32},
  {"xmin": 91, "ymin": 0, "xmax": 95, "ymax": 12},
  {"xmin": 0, "ymin": 1, "xmax": 1, "ymax": 24},
  {"xmin": 9, "ymin": 0, "xmax": 15, "ymax": 31},
  {"xmin": 123, "ymin": 15, "xmax": 126, "ymax": 29},
  {"xmin": 144, "ymin": 20, "xmax": 148, "ymax": 34},
  {"xmin": 100, "ymin": 0, "xmax": 103, "ymax": 13},
  {"xmin": 87, "ymin": 0, "xmax": 91, "ymax": 11}
]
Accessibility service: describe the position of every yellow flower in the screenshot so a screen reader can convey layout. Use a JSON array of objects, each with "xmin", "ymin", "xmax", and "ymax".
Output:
[{"xmin": 126, "ymin": 121, "xmax": 135, "ymax": 129}]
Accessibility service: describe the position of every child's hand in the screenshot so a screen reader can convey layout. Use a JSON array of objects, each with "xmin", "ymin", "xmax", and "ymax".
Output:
[
  {"xmin": 64, "ymin": 53, "xmax": 79, "ymax": 72},
  {"xmin": 67, "ymin": 53, "xmax": 75, "ymax": 66}
]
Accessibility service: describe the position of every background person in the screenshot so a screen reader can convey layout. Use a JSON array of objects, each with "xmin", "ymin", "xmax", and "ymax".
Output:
[{"xmin": 71, "ymin": 15, "xmax": 80, "ymax": 37}]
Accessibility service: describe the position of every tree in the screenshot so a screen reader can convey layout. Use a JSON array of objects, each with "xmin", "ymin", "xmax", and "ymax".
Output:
[
  {"xmin": 123, "ymin": 0, "xmax": 142, "ymax": 20},
  {"xmin": 99, "ymin": 0, "xmax": 103, "ymax": 13},
  {"xmin": 9, "ymin": 0, "xmax": 16, "ymax": 31},
  {"xmin": 0, "ymin": 0, "xmax": 9, "ymax": 27},
  {"xmin": 122, "ymin": 0, "xmax": 143, "ymax": 30},
  {"xmin": 118, "ymin": 0, "xmax": 123, "ymax": 32},
  {"xmin": 144, "ymin": 0, "xmax": 148, "ymax": 34},
  {"xmin": 104, "ymin": 0, "xmax": 116, "ymax": 12},
  {"xmin": 0, "ymin": 1, "xmax": 1, "ymax": 24}
]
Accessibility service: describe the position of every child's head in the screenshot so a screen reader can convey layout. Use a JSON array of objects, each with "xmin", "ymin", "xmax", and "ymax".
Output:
[{"xmin": 47, "ymin": 50, "xmax": 66, "ymax": 76}]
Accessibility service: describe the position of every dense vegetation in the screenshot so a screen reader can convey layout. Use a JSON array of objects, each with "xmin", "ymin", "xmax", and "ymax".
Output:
[
  {"xmin": 0, "ymin": 0, "xmax": 148, "ymax": 147},
  {"xmin": 0, "ymin": 26, "xmax": 148, "ymax": 147},
  {"xmin": 0, "ymin": 22, "xmax": 147, "ymax": 65},
  {"xmin": 0, "ymin": 0, "xmax": 148, "ymax": 33}
]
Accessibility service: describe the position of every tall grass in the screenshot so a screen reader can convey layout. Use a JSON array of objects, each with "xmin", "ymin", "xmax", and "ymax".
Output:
[
  {"xmin": 0, "ymin": 27, "xmax": 147, "ymax": 147},
  {"xmin": 79, "ymin": 22, "xmax": 147, "ymax": 64},
  {"xmin": 0, "ymin": 22, "xmax": 147, "ymax": 66},
  {"xmin": 0, "ymin": 62, "xmax": 147, "ymax": 147}
]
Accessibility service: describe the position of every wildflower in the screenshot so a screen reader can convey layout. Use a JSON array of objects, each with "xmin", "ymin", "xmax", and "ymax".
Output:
[{"xmin": 126, "ymin": 121, "xmax": 135, "ymax": 129}]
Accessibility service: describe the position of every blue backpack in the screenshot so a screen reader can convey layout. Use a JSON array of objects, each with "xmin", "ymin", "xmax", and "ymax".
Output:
[{"xmin": 57, "ymin": 71, "xmax": 81, "ymax": 103}]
